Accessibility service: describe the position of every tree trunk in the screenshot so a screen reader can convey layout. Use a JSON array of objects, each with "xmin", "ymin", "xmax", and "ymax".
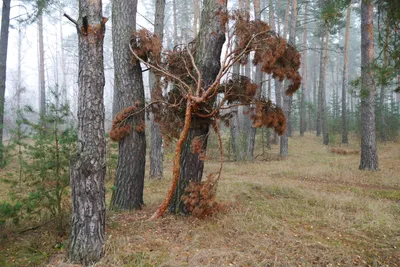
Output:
[
  {"xmin": 168, "ymin": 0, "xmax": 226, "ymax": 214},
  {"xmin": 38, "ymin": 13, "xmax": 46, "ymax": 116},
  {"xmin": 341, "ymin": 6, "xmax": 350, "ymax": 144},
  {"xmin": 299, "ymin": 2, "xmax": 308, "ymax": 136},
  {"xmin": 266, "ymin": 77, "xmax": 271, "ymax": 149},
  {"xmin": 110, "ymin": 0, "xmax": 146, "ymax": 210},
  {"xmin": 172, "ymin": 0, "xmax": 178, "ymax": 45},
  {"xmin": 271, "ymin": 0, "xmax": 280, "ymax": 144},
  {"xmin": 59, "ymin": 6, "xmax": 68, "ymax": 107},
  {"xmin": 359, "ymin": 0, "xmax": 378, "ymax": 170},
  {"xmin": 247, "ymin": 0, "xmax": 262, "ymax": 161},
  {"xmin": 17, "ymin": 23, "xmax": 22, "ymax": 110},
  {"xmin": 316, "ymin": 34, "xmax": 325, "ymax": 137},
  {"xmin": 229, "ymin": 57, "xmax": 243, "ymax": 161},
  {"xmin": 149, "ymin": 0, "xmax": 166, "ymax": 179},
  {"xmin": 68, "ymin": 1, "xmax": 107, "ymax": 264},
  {"xmin": 313, "ymin": 43, "xmax": 318, "ymax": 131},
  {"xmin": 0, "ymin": 0, "xmax": 10, "ymax": 166},
  {"xmin": 280, "ymin": 0, "xmax": 297, "ymax": 157},
  {"xmin": 379, "ymin": 18, "xmax": 390, "ymax": 143},
  {"xmin": 321, "ymin": 33, "xmax": 329, "ymax": 145},
  {"xmin": 194, "ymin": 0, "xmax": 200, "ymax": 35}
]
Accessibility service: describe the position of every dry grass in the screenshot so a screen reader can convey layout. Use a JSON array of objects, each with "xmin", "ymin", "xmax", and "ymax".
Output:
[{"xmin": 2, "ymin": 133, "xmax": 400, "ymax": 266}]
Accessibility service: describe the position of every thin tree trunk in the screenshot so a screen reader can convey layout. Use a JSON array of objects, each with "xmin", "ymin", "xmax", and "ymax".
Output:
[
  {"xmin": 110, "ymin": 0, "xmax": 146, "ymax": 210},
  {"xmin": 229, "ymin": 56, "xmax": 243, "ymax": 161},
  {"xmin": 321, "ymin": 33, "xmax": 329, "ymax": 145},
  {"xmin": 379, "ymin": 17, "xmax": 390, "ymax": 142},
  {"xmin": 0, "ymin": 0, "xmax": 10, "ymax": 165},
  {"xmin": 194, "ymin": 0, "xmax": 200, "ymax": 35},
  {"xmin": 59, "ymin": 5, "xmax": 68, "ymax": 107},
  {"xmin": 168, "ymin": 0, "xmax": 226, "ymax": 214},
  {"xmin": 316, "ymin": 35, "xmax": 325, "ymax": 137},
  {"xmin": 280, "ymin": 0, "xmax": 296, "ymax": 157},
  {"xmin": 266, "ymin": 77, "xmax": 271, "ymax": 149},
  {"xmin": 149, "ymin": 0, "xmax": 166, "ymax": 179},
  {"xmin": 342, "ymin": 6, "xmax": 350, "ymax": 144},
  {"xmin": 68, "ymin": 1, "xmax": 107, "ymax": 264},
  {"xmin": 172, "ymin": 0, "xmax": 178, "ymax": 45},
  {"xmin": 270, "ymin": 0, "xmax": 278, "ymax": 144},
  {"xmin": 359, "ymin": 0, "xmax": 378, "ymax": 170},
  {"xmin": 17, "ymin": 23, "xmax": 22, "ymax": 110},
  {"xmin": 300, "ymin": 1, "xmax": 308, "ymax": 136},
  {"xmin": 247, "ymin": 0, "xmax": 262, "ymax": 161},
  {"xmin": 38, "ymin": 13, "xmax": 46, "ymax": 116},
  {"xmin": 283, "ymin": 0, "xmax": 290, "ymax": 39}
]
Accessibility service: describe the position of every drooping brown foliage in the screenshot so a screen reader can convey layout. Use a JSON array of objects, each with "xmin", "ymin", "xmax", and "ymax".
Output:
[
  {"xmin": 130, "ymin": 29, "xmax": 162, "ymax": 65},
  {"xmin": 233, "ymin": 11, "xmax": 301, "ymax": 95},
  {"xmin": 219, "ymin": 75, "xmax": 259, "ymax": 104},
  {"xmin": 251, "ymin": 100, "xmax": 287, "ymax": 135},
  {"xmin": 109, "ymin": 101, "xmax": 143, "ymax": 141},
  {"xmin": 181, "ymin": 175, "xmax": 226, "ymax": 219}
]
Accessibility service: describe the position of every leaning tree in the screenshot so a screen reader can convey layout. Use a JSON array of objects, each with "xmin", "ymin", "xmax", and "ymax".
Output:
[{"xmin": 109, "ymin": 2, "xmax": 302, "ymax": 219}]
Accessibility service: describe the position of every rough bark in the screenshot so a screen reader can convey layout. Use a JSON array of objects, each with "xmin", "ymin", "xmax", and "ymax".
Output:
[
  {"xmin": 299, "ymin": 2, "xmax": 308, "ymax": 136},
  {"xmin": 341, "ymin": 6, "xmax": 350, "ymax": 144},
  {"xmin": 359, "ymin": 0, "xmax": 378, "ymax": 170},
  {"xmin": 38, "ymin": 13, "xmax": 46, "ymax": 116},
  {"xmin": 110, "ymin": 0, "xmax": 146, "ymax": 210},
  {"xmin": 0, "ymin": 0, "xmax": 10, "ymax": 165},
  {"xmin": 68, "ymin": 1, "xmax": 107, "ymax": 264},
  {"xmin": 280, "ymin": 0, "xmax": 297, "ymax": 157},
  {"xmin": 149, "ymin": 0, "xmax": 166, "ymax": 179},
  {"xmin": 168, "ymin": 0, "xmax": 226, "ymax": 214}
]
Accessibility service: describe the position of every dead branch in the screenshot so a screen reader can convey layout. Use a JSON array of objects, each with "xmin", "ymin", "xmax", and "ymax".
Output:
[{"xmin": 150, "ymin": 96, "xmax": 193, "ymax": 220}]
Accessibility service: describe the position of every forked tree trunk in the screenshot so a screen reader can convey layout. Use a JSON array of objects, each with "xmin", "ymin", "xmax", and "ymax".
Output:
[
  {"xmin": 168, "ymin": 0, "xmax": 226, "ymax": 214},
  {"xmin": 0, "ymin": 0, "xmax": 10, "ymax": 165},
  {"xmin": 342, "ymin": 6, "xmax": 350, "ymax": 144},
  {"xmin": 149, "ymin": 0, "xmax": 166, "ymax": 179},
  {"xmin": 68, "ymin": 1, "xmax": 107, "ymax": 264},
  {"xmin": 110, "ymin": 0, "xmax": 146, "ymax": 210},
  {"xmin": 359, "ymin": 0, "xmax": 378, "ymax": 170}
]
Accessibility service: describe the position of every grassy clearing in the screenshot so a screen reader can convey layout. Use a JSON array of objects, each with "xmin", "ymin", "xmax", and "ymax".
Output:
[{"xmin": 1, "ymin": 133, "xmax": 400, "ymax": 266}]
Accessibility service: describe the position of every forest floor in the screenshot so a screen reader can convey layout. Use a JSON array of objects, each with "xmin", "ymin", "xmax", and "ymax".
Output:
[{"xmin": 1, "ymin": 133, "xmax": 400, "ymax": 266}]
